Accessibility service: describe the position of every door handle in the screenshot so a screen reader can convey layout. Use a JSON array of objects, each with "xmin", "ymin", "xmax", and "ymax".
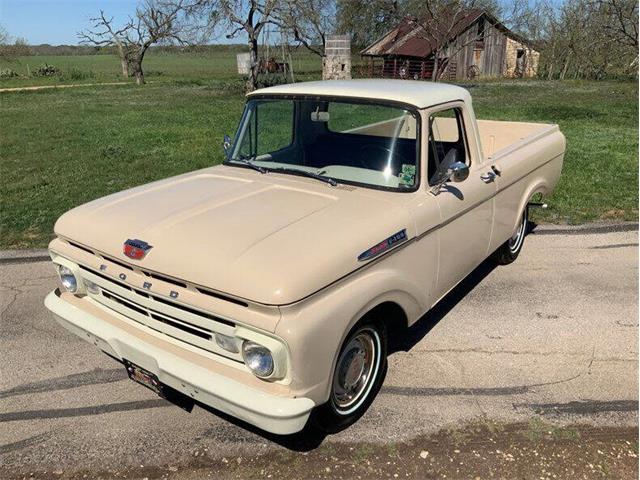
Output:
[{"xmin": 480, "ymin": 171, "xmax": 496, "ymax": 183}]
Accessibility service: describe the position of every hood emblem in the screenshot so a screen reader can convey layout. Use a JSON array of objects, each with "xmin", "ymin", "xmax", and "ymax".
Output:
[{"xmin": 123, "ymin": 239, "xmax": 153, "ymax": 260}]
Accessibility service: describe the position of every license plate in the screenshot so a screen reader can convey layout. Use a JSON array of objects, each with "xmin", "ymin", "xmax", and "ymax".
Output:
[
  {"xmin": 125, "ymin": 360, "xmax": 163, "ymax": 395},
  {"xmin": 123, "ymin": 360, "xmax": 195, "ymax": 412}
]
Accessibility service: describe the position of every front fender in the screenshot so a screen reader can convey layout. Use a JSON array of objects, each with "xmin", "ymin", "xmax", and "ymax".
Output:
[{"xmin": 276, "ymin": 248, "xmax": 433, "ymax": 404}]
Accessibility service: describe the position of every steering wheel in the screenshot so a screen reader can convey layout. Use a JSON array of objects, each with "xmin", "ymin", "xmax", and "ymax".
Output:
[{"xmin": 357, "ymin": 144, "xmax": 409, "ymax": 174}]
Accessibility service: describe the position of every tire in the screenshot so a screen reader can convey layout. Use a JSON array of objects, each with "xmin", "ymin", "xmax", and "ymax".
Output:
[
  {"xmin": 492, "ymin": 207, "xmax": 528, "ymax": 265},
  {"xmin": 311, "ymin": 320, "xmax": 388, "ymax": 433}
]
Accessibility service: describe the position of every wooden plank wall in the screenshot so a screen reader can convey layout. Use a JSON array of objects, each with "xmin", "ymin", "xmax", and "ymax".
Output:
[{"xmin": 444, "ymin": 21, "xmax": 507, "ymax": 80}]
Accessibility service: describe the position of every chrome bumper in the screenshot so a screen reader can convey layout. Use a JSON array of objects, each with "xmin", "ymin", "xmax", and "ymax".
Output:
[{"xmin": 44, "ymin": 289, "xmax": 314, "ymax": 435}]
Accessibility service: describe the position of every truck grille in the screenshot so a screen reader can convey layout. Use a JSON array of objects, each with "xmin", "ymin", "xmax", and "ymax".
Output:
[{"xmin": 78, "ymin": 265, "xmax": 243, "ymax": 362}]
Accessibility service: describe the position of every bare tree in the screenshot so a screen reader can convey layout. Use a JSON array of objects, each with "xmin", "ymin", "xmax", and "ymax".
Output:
[
  {"xmin": 79, "ymin": 0, "xmax": 211, "ymax": 85},
  {"xmin": 597, "ymin": 0, "xmax": 638, "ymax": 48},
  {"xmin": 336, "ymin": 0, "xmax": 402, "ymax": 47},
  {"xmin": 275, "ymin": 0, "xmax": 336, "ymax": 57},
  {"xmin": 208, "ymin": 0, "xmax": 280, "ymax": 91},
  {"xmin": 0, "ymin": 26, "xmax": 32, "ymax": 60},
  {"xmin": 0, "ymin": 25, "xmax": 8, "ymax": 46}
]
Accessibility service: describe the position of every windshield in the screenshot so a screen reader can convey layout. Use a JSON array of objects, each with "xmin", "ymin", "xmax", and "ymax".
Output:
[{"xmin": 227, "ymin": 97, "xmax": 419, "ymax": 191}]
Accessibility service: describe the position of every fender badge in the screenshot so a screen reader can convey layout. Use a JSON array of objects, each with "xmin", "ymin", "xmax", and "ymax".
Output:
[
  {"xmin": 123, "ymin": 239, "xmax": 153, "ymax": 260},
  {"xmin": 358, "ymin": 229, "xmax": 408, "ymax": 262}
]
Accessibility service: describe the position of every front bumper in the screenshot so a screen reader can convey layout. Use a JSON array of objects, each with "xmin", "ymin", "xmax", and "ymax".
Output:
[{"xmin": 44, "ymin": 289, "xmax": 314, "ymax": 435}]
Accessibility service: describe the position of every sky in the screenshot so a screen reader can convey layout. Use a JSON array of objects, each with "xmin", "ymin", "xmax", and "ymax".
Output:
[{"xmin": 0, "ymin": 0, "xmax": 236, "ymax": 45}]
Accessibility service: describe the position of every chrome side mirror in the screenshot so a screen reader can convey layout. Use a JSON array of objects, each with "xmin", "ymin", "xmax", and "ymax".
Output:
[
  {"xmin": 430, "ymin": 161, "xmax": 469, "ymax": 195},
  {"xmin": 449, "ymin": 161, "xmax": 469, "ymax": 183},
  {"xmin": 222, "ymin": 134, "xmax": 232, "ymax": 158}
]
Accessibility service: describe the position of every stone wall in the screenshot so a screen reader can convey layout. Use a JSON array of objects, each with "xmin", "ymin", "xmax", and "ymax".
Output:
[{"xmin": 504, "ymin": 37, "xmax": 539, "ymax": 78}]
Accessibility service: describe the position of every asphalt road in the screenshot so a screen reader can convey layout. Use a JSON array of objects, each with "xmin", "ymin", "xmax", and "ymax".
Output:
[{"xmin": 1, "ymin": 226, "xmax": 638, "ymax": 477}]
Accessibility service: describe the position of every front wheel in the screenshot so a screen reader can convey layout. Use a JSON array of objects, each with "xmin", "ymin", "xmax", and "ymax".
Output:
[
  {"xmin": 311, "ymin": 321, "xmax": 387, "ymax": 433},
  {"xmin": 491, "ymin": 207, "xmax": 528, "ymax": 265}
]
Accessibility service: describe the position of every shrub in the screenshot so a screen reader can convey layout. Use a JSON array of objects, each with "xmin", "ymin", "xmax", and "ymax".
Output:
[
  {"xmin": 0, "ymin": 68, "xmax": 18, "ymax": 79},
  {"xmin": 65, "ymin": 68, "xmax": 95, "ymax": 81},
  {"xmin": 32, "ymin": 63, "xmax": 60, "ymax": 77}
]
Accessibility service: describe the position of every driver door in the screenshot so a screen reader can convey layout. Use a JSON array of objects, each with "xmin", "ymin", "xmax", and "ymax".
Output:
[{"xmin": 428, "ymin": 104, "xmax": 496, "ymax": 303}]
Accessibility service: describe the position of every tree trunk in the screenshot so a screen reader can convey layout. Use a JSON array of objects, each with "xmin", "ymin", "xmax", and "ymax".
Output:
[
  {"xmin": 133, "ymin": 49, "xmax": 147, "ymax": 86},
  {"xmin": 133, "ymin": 59, "xmax": 145, "ymax": 85},
  {"xmin": 116, "ymin": 43, "xmax": 129, "ymax": 78},
  {"xmin": 121, "ymin": 58, "xmax": 129, "ymax": 78},
  {"xmin": 134, "ymin": 68, "xmax": 144, "ymax": 85},
  {"xmin": 431, "ymin": 54, "xmax": 439, "ymax": 82},
  {"xmin": 246, "ymin": 38, "xmax": 259, "ymax": 92}
]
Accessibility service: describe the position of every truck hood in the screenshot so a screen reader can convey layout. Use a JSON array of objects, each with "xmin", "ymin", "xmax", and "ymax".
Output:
[{"xmin": 54, "ymin": 166, "xmax": 414, "ymax": 305}]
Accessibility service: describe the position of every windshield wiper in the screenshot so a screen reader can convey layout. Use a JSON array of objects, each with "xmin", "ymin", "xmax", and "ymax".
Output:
[
  {"xmin": 229, "ymin": 155, "xmax": 267, "ymax": 174},
  {"xmin": 269, "ymin": 167, "xmax": 338, "ymax": 187}
]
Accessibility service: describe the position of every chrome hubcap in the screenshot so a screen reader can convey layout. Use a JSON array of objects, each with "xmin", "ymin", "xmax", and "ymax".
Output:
[
  {"xmin": 332, "ymin": 330, "xmax": 377, "ymax": 410},
  {"xmin": 508, "ymin": 212, "xmax": 527, "ymax": 253}
]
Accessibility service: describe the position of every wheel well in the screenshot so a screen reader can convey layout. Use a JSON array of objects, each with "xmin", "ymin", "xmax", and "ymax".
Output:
[{"xmin": 361, "ymin": 301, "xmax": 408, "ymax": 353}]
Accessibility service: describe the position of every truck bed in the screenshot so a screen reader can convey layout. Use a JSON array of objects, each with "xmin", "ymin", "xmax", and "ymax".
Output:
[{"xmin": 476, "ymin": 119, "xmax": 559, "ymax": 159}]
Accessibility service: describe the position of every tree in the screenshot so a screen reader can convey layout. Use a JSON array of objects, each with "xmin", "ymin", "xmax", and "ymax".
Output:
[
  {"xmin": 208, "ymin": 0, "xmax": 280, "ymax": 91},
  {"xmin": 336, "ymin": 0, "xmax": 402, "ymax": 47},
  {"xmin": 0, "ymin": 25, "xmax": 8, "ymax": 46},
  {"xmin": 275, "ymin": 0, "xmax": 336, "ymax": 57},
  {"xmin": 79, "ymin": 0, "xmax": 211, "ymax": 85}
]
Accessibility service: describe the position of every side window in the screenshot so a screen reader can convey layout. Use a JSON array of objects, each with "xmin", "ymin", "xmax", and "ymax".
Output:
[
  {"xmin": 428, "ymin": 108, "xmax": 467, "ymax": 185},
  {"xmin": 238, "ymin": 100, "xmax": 294, "ymax": 158}
]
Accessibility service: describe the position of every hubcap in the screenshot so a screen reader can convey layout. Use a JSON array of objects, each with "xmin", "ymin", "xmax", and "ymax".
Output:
[
  {"xmin": 332, "ymin": 330, "xmax": 378, "ymax": 411},
  {"xmin": 508, "ymin": 212, "xmax": 527, "ymax": 253}
]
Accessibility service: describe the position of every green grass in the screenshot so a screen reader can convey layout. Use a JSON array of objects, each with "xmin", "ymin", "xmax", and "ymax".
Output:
[
  {"xmin": 469, "ymin": 79, "xmax": 638, "ymax": 225},
  {"xmin": 0, "ymin": 49, "xmax": 324, "ymax": 87},
  {"xmin": 0, "ymin": 53, "xmax": 637, "ymax": 248}
]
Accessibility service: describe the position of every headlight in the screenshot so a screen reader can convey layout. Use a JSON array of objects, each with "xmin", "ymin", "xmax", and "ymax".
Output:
[
  {"xmin": 215, "ymin": 333, "xmax": 239, "ymax": 353},
  {"xmin": 242, "ymin": 341, "xmax": 274, "ymax": 378},
  {"xmin": 57, "ymin": 265, "xmax": 78, "ymax": 293}
]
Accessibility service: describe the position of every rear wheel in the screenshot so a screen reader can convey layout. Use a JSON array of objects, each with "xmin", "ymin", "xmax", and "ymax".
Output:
[
  {"xmin": 311, "ymin": 321, "xmax": 387, "ymax": 433},
  {"xmin": 492, "ymin": 207, "xmax": 528, "ymax": 265}
]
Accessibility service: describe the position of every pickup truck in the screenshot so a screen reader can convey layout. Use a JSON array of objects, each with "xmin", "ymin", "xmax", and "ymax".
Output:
[{"xmin": 45, "ymin": 80, "xmax": 565, "ymax": 435}]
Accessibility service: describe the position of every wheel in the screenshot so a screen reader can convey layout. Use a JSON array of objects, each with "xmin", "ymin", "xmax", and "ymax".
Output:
[
  {"xmin": 311, "ymin": 321, "xmax": 387, "ymax": 433},
  {"xmin": 491, "ymin": 207, "xmax": 528, "ymax": 265}
]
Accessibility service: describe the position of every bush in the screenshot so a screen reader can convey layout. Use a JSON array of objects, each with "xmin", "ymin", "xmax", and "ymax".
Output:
[
  {"xmin": 0, "ymin": 68, "xmax": 18, "ymax": 79},
  {"xmin": 32, "ymin": 63, "xmax": 60, "ymax": 77},
  {"xmin": 65, "ymin": 67, "xmax": 95, "ymax": 81}
]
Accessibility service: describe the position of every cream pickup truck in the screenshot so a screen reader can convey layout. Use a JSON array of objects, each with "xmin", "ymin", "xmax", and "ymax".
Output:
[{"xmin": 45, "ymin": 80, "xmax": 564, "ymax": 435}]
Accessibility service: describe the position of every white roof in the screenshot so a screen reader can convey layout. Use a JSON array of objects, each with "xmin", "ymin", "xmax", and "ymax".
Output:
[{"xmin": 248, "ymin": 79, "xmax": 471, "ymax": 109}]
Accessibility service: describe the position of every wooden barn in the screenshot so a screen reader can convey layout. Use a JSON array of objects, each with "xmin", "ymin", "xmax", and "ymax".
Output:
[{"xmin": 361, "ymin": 9, "xmax": 539, "ymax": 81}]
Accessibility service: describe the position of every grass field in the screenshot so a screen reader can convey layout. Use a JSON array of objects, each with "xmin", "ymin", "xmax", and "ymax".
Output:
[{"xmin": 0, "ymin": 52, "xmax": 637, "ymax": 248}]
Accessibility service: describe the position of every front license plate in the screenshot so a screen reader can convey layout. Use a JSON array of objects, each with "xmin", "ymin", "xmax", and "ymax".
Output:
[
  {"xmin": 123, "ymin": 359, "xmax": 195, "ymax": 412},
  {"xmin": 125, "ymin": 360, "xmax": 163, "ymax": 395}
]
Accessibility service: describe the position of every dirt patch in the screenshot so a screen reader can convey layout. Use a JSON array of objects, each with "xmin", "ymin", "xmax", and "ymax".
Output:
[{"xmin": 4, "ymin": 420, "xmax": 637, "ymax": 479}]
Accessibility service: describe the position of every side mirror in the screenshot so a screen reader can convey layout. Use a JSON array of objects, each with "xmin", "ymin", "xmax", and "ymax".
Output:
[
  {"xmin": 222, "ymin": 134, "xmax": 232, "ymax": 158},
  {"xmin": 449, "ymin": 161, "xmax": 469, "ymax": 183},
  {"xmin": 430, "ymin": 161, "xmax": 469, "ymax": 195}
]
